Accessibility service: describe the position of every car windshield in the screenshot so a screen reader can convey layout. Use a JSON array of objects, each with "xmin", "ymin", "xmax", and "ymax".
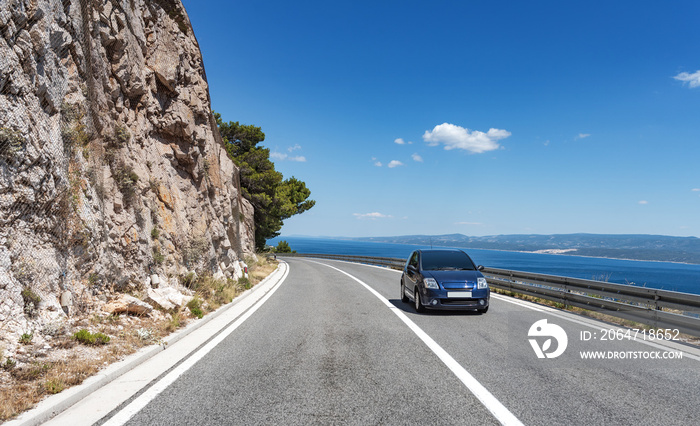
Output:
[{"xmin": 421, "ymin": 251, "xmax": 476, "ymax": 271}]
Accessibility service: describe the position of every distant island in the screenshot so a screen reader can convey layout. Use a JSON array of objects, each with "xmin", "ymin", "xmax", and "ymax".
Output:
[{"xmin": 352, "ymin": 233, "xmax": 700, "ymax": 264}]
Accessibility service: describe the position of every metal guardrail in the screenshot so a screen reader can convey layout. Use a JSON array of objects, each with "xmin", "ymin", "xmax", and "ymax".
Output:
[
  {"xmin": 276, "ymin": 253, "xmax": 700, "ymax": 337},
  {"xmin": 274, "ymin": 253, "xmax": 405, "ymax": 269},
  {"xmin": 481, "ymin": 267, "xmax": 700, "ymax": 338}
]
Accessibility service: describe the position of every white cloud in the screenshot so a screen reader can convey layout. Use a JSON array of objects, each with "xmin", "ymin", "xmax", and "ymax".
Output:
[
  {"xmin": 638, "ymin": 200, "xmax": 649, "ymax": 205},
  {"xmin": 270, "ymin": 152, "xmax": 306, "ymax": 163},
  {"xmin": 288, "ymin": 144, "xmax": 302, "ymax": 152},
  {"xmin": 374, "ymin": 161, "xmax": 383, "ymax": 167},
  {"xmin": 575, "ymin": 133, "xmax": 591, "ymax": 140},
  {"xmin": 394, "ymin": 138, "xmax": 412, "ymax": 145},
  {"xmin": 271, "ymin": 151, "xmax": 306, "ymax": 162},
  {"xmin": 455, "ymin": 221, "xmax": 483, "ymax": 226},
  {"xmin": 422, "ymin": 123, "xmax": 510, "ymax": 153},
  {"xmin": 674, "ymin": 70, "xmax": 700, "ymax": 88},
  {"xmin": 387, "ymin": 160, "xmax": 404, "ymax": 168},
  {"xmin": 692, "ymin": 188, "xmax": 700, "ymax": 192},
  {"xmin": 353, "ymin": 212, "xmax": 393, "ymax": 219},
  {"xmin": 411, "ymin": 153, "xmax": 423, "ymax": 162},
  {"xmin": 270, "ymin": 152, "xmax": 287, "ymax": 161}
]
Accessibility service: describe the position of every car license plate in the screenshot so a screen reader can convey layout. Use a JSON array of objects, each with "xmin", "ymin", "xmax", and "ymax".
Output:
[{"xmin": 447, "ymin": 291, "xmax": 471, "ymax": 298}]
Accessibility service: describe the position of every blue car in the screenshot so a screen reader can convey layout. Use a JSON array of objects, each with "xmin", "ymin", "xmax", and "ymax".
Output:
[{"xmin": 401, "ymin": 249, "xmax": 490, "ymax": 313}]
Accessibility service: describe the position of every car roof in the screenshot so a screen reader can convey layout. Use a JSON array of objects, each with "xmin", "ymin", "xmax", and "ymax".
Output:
[{"xmin": 417, "ymin": 248, "xmax": 465, "ymax": 253}]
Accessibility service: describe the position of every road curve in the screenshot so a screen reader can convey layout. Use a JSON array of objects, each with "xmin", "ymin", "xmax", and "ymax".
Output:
[{"xmin": 66, "ymin": 258, "xmax": 700, "ymax": 425}]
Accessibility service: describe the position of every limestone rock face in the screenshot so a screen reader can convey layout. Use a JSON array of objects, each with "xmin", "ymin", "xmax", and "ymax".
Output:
[{"xmin": 0, "ymin": 0, "xmax": 255, "ymax": 350}]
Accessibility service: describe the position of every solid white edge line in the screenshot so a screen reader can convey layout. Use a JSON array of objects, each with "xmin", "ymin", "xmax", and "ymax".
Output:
[
  {"xmin": 309, "ymin": 260, "xmax": 523, "ymax": 426},
  {"xmin": 490, "ymin": 293, "xmax": 544, "ymax": 312},
  {"xmin": 102, "ymin": 262, "xmax": 290, "ymax": 426},
  {"xmin": 320, "ymin": 258, "xmax": 699, "ymax": 362},
  {"xmin": 490, "ymin": 293, "xmax": 700, "ymax": 362}
]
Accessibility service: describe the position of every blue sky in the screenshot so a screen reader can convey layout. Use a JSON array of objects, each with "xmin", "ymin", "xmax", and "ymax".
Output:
[{"xmin": 181, "ymin": 0, "xmax": 700, "ymax": 238}]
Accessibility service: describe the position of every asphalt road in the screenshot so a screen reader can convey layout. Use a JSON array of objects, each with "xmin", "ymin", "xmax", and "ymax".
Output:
[{"xmin": 91, "ymin": 258, "xmax": 700, "ymax": 425}]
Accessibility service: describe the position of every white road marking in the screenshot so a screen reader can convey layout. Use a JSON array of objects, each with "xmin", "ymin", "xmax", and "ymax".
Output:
[
  {"xmin": 312, "ymin": 260, "xmax": 524, "ymax": 426},
  {"xmin": 103, "ymin": 262, "xmax": 290, "ymax": 426},
  {"xmin": 330, "ymin": 258, "xmax": 699, "ymax": 362},
  {"xmin": 490, "ymin": 293, "xmax": 700, "ymax": 361},
  {"xmin": 490, "ymin": 293, "xmax": 544, "ymax": 312}
]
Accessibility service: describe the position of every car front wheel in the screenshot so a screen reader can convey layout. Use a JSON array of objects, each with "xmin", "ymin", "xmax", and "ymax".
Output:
[{"xmin": 414, "ymin": 289, "xmax": 425, "ymax": 313}]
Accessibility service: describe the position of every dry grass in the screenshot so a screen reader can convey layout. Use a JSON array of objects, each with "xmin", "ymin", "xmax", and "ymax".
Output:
[
  {"xmin": 0, "ymin": 257, "xmax": 279, "ymax": 422},
  {"xmin": 191, "ymin": 255, "xmax": 277, "ymax": 314},
  {"xmin": 0, "ymin": 315, "xmax": 167, "ymax": 421},
  {"xmin": 249, "ymin": 256, "xmax": 278, "ymax": 284}
]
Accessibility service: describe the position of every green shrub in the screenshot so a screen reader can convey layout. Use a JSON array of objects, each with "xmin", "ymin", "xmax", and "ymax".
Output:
[
  {"xmin": 44, "ymin": 378, "xmax": 65, "ymax": 394},
  {"xmin": 60, "ymin": 102, "xmax": 89, "ymax": 153},
  {"xmin": 93, "ymin": 333, "xmax": 110, "ymax": 344},
  {"xmin": 187, "ymin": 297, "xmax": 203, "ymax": 319},
  {"xmin": 61, "ymin": 122, "xmax": 88, "ymax": 150},
  {"xmin": 21, "ymin": 288, "xmax": 41, "ymax": 318},
  {"xmin": 73, "ymin": 329, "xmax": 110, "ymax": 345},
  {"xmin": 21, "ymin": 288, "xmax": 40, "ymax": 303},
  {"xmin": 238, "ymin": 277, "xmax": 252, "ymax": 290},
  {"xmin": 89, "ymin": 273, "xmax": 99, "ymax": 286},
  {"xmin": 2, "ymin": 357, "xmax": 16, "ymax": 371},
  {"xmin": 73, "ymin": 329, "xmax": 93, "ymax": 344},
  {"xmin": 113, "ymin": 162, "xmax": 139, "ymax": 206},
  {"xmin": 153, "ymin": 247, "xmax": 165, "ymax": 265},
  {"xmin": 0, "ymin": 127, "xmax": 24, "ymax": 161},
  {"xmin": 19, "ymin": 332, "xmax": 33, "ymax": 345},
  {"xmin": 190, "ymin": 306, "xmax": 203, "ymax": 318},
  {"xmin": 115, "ymin": 125, "xmax": 131, "ymax": 144},
  {"xmin": 274, "ymin": 240, "xmax": 293, "ymax": 253},
  {"xmin": 166, "ymin": 312, "xmax": 182, "ymax": 332},
  {"xmin": 151, "ymin": 227, "xmax": 160, "ymax": 240}
]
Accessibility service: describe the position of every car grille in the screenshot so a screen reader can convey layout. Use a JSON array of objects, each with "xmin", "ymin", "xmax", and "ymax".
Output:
[{"xmin": 442, "ymin": 281, "xmax": 475, "ymax": 289}]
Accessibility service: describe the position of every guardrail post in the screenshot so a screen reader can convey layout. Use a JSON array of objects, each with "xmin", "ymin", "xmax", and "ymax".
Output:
[{"xmin": 654, "ymin": 291, "xmax": 661, "ymax": 311}]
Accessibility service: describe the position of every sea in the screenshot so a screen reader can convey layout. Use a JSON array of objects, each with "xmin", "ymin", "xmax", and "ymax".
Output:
[{"xmin": 268, "ymin": 236, "xmax": 700, "ymax": 296}]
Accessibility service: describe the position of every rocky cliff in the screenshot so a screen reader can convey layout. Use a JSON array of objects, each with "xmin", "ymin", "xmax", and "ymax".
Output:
[{"xmin": 0, "ymin": 0, "xmax": 255, "ymax": 348}]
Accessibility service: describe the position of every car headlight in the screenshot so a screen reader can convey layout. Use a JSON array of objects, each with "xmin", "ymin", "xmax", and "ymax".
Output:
[
  {"xmin": 424, "ymin": 278, "xmax": 439, "ymax": 289},
  {"xmin": 477, "ymin": 277, "xmax": 488, "ymax": 289}
]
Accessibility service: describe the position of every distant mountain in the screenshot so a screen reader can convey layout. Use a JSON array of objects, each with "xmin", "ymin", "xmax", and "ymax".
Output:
[{"xmin": 352, "ymin": 233, "xmax": 700, "ymax": 264}]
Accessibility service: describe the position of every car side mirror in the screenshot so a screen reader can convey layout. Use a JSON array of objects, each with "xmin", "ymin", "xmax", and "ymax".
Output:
[
  {"xmin": 407, "ymin": 265, "xmax": 417, "ymax": 274},
  {"xmin": 477, "ymin": 265, "xmax": 484, "ymax": 271}
]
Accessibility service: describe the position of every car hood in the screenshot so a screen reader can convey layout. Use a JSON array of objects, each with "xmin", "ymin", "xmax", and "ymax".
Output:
[{"xmin": 424, "ymin": 270, "xmax": 482, "ymax": 289}]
